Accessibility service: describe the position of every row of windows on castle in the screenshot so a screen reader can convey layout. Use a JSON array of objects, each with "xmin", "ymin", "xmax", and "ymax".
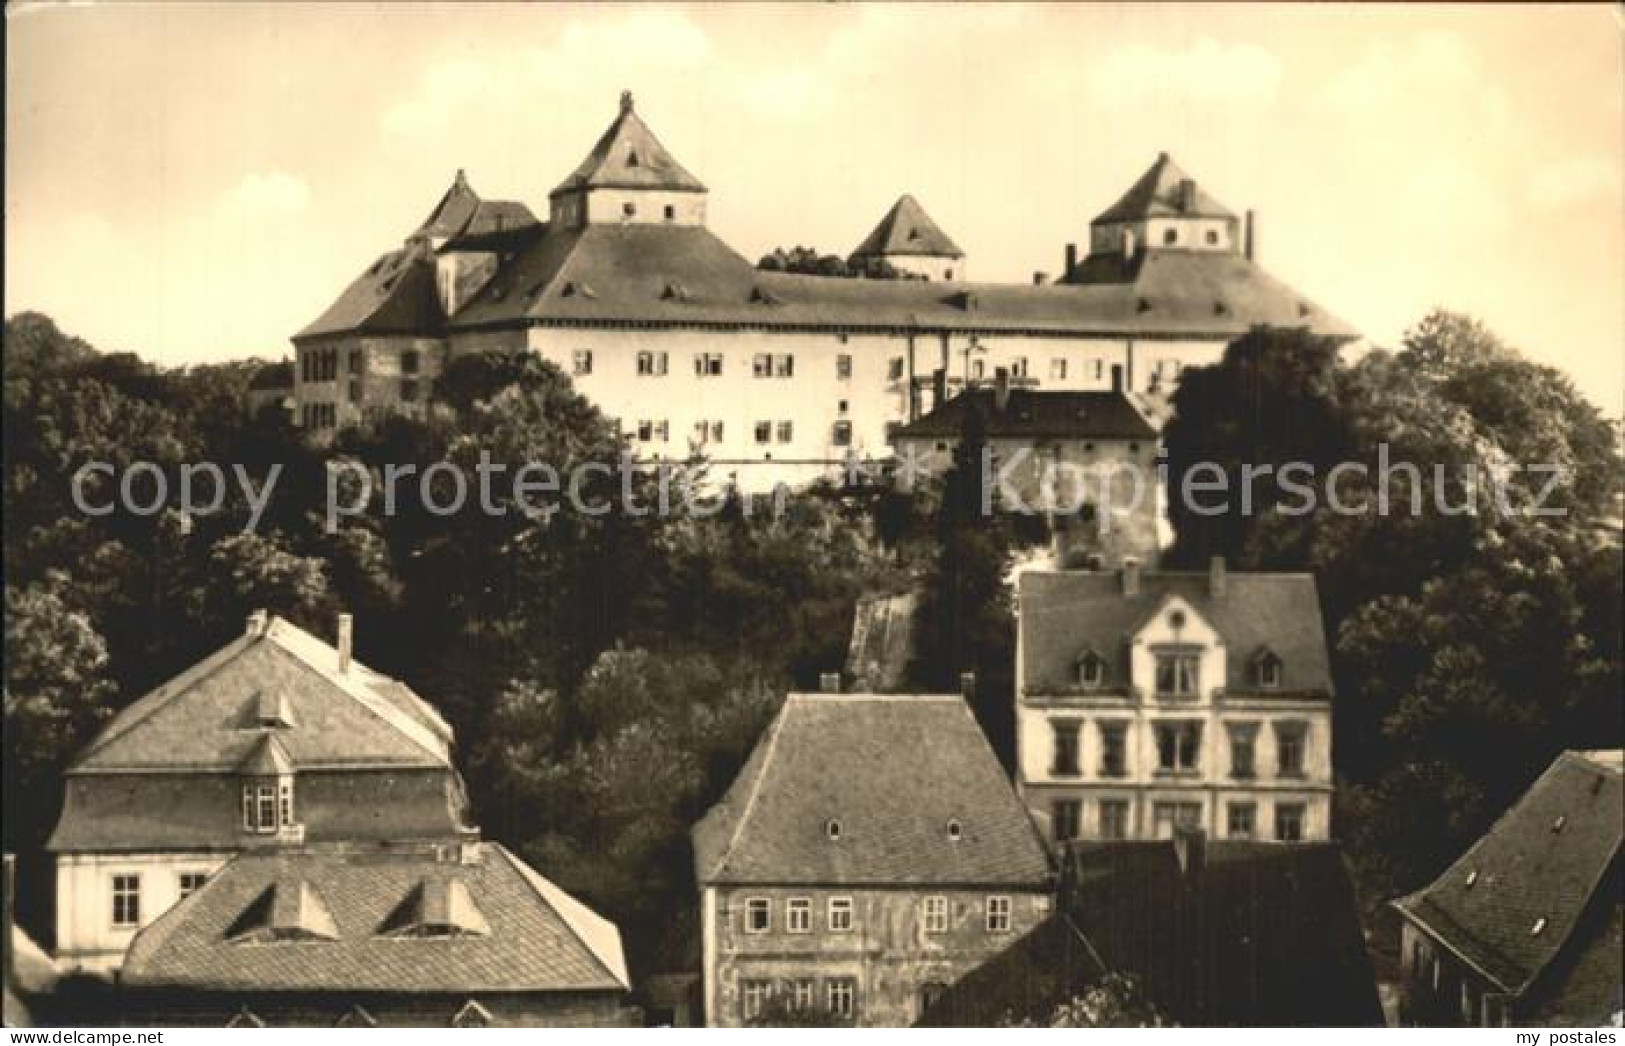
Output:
[
  {"xmin": 628, "ymin": 418, "xmax": 857, "ymax": 448},
  {"xmin": 1048, "ymin": 718, "xmax": 1311, "ymax": 779},
  {"xmin": 1049, "ymin": 797, "xmax": 1308, "ymax": 844},
  {"xmin": 577, "ymin": 349, "xmax": 1181, "ymax": 385},
  {"xmin": 732, "ymin": 893, "xmax": 1017, "ymax": 936}
]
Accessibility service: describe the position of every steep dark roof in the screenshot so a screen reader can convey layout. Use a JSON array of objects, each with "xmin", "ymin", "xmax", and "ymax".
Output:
[
  {"xmin": 552, "ymin": 92, "xmax": 706, "ymax": 195},
  {"xmin": 893, "ymin": 388, "xmax": 1156, "ymax": 442},
  {"xmin": 295, "ymin": 244, "xmax": 445, "ymax": 341},
  {"xmin": 121, "ymin": 843, "xmax": 630, "ymax": 995},
  {"xmin": 692, "ymin": 693, "xmax": 1051, "ymax": 887},
  {"xmin": 1093, "ymin": 153, "xmax": 1237, "ymax": 225},
  {"xmin": 919, "ymin": 839, "xmax": 1383, "ymax": 1027},
  {"xmin": 850, "ymin": 195, "xmax": 964, "ymax": 260},
  {"xmin": 1018, "ymin": 569, "xmax": 1333, "ymax": 697},
  {"xmin": 416, "ymin": 170, "xmax": 483, "ymax": 240},
  {"xmin": 1393, "ymin": 750, "xmax": 1624, "ymax": 995}
]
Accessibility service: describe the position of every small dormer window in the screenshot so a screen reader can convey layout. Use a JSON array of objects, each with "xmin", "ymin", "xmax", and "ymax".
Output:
[
  {"xmin": 626, "ymin": 148, "xmax": 640, "ymax": 168},
  {"xmin": 1168, "ymin": 610, "xmax": 1186, "ymax": 631},
  {"xmin": 1254, "ymin": 649, "xmax": 1283, "ymax": 690},
  {"xmin": 947, "ymin": 819, "xmax": 963, "ymax": 841},
  {"xmin": 1531, "ymin": 917, "xmax": 1547, "ymax": 936},
  {"xmin": 1465, "ymin": 870, "xmax": 1478, "ymax": 887},
  {"xmin": 1077, "ymin": 650, "xmax": 1105, "ymax": 690},
  {"xmin": 1552, "ymin": 815, "xmax": 1566, "ymax": 833},
  {"xmin": 1154, "ymin": 652, "xmax": 1200, "ymax": 699},
  {"xmin": 826, "ymin": 818, "xmax": 842, "ymax": 841}
]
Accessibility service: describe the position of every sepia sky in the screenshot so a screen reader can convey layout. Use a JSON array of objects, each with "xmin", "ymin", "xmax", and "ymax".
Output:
[{"xmin": 6, "ymin": 3, "xmax": 1622, "ymax": 412}]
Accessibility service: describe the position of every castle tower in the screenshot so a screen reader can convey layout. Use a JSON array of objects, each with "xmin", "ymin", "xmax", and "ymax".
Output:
[
  {"xmin": 1080, "ymin": 152, "xmax": 1241, "ymax": 268},
  {"xmin": 848, "ymin": 194, "xmax": 966, "ymax": 282},
  {"xmin": 548, "ymin": 91, "xmax": 708, "ymax": 229}
]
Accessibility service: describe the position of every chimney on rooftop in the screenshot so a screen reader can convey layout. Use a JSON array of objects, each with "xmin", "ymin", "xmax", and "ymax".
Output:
[
  {"xmin": 819, "ymin": 672, "xmax": 842, "ymax": 694},
  {"xmin": 246, "ymin": 609, "xmax": 268, "ymax": 637},
  {"xmin": 337, "ymin": 613, "xmax": 353, "ymax": 675},
  {"xmin": 1210, "ymin": 556, "xmax": 1227, "ymax": 598},
  {"xmin": 1122, "ymin": 556, "xmax": 1142, "ymax": 597},
  {"xmin": 1244, "ymin": 210, "xmax": 1257, "ymax": 262},
  {"xmin": 1064, "ymin": 243, "xmax": 1078, "ymax": 277},
  {"xmin": 994, "ymin": 367, "xmax": 1012, "ymax": 412},
  {"xmin": 1178, "ymin": 178, "xmax": 1197, "ymax": 213},
  {"xmin": 1110, "ymin": 364, "xmax": 1124, "ymax": 394},
  {"xmin": 1032, "ymin": 272, "xmax": 1049, "ymax": 287}
]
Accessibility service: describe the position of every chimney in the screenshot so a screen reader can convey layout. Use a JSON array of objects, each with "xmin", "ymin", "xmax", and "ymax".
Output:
[
  {"xmin": 932, "ymin": 368, "xmax": 948, "ymax": 409},
  {"xmin": 1110, "ymin": 364, "xmax": 1124, "ymax": 394},
  {"xmin": 1178, "ymin": 178, "xmax": 1197, "ymax": 213},
  {"xmin": 994, "ymin": 367, "xmax": 1011, "ymax": 412},
  {"xmin": 1121, "ymin": 226, "xmax": 1136, "ymax": 258},
  {"xmin": 336, "ymin": 613, "xmax": 353, "ymax": 674},
  {"xmin": 959, "ymin": 671, "xmax": 977, "ymax": 699},
  {"xmin": 245, "ymin": 609, "xmax": 267, "ymax": 637},
  {"xmin": 1173, "ymin": 827, "xmax": 1206, "ymax": 876},
  {"xmin": 1244, "ymin": 209, "xmax": 1256, "ymax": 261},
  {"xmin": 819, "ymin": 671, "xmax": 842, "ymax": 694},
  {"xmin": 1209, "ymin": 556, "xmax": 1227, "ymax": 597},
  {"xmin": 1032, "ymin": 272, "xmax": 1049, "ymax": 286},
  {"xmin": 1122, "ymin": 556, "xmax": 1141, "ymax": 596},
  {"xmin": 1064, "ymin": 243, "xmax": 1078, "ymax": 276}
]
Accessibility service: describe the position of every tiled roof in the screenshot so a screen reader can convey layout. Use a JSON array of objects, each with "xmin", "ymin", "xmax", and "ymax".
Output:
[
  {"xmin": 1393, "ymin": 750, "xmax": 1624, "ymax": 994},
  {"xmin": 920, "ymin": 839, "xmax": 1383, "ymax": 1027},
  {"xmin": 552, "ymin": 92, "xmax": 706, "ymax": 195},
  {"xmin": 1092, "ymin": 152, "xmax": 1237, "ymax": 225},
  {"xmin": 295, "ymin": 242, "xmax": 444, "ymax": 341},
  {"xmin": 892, "ymin": 388, "xmax": 1157, "ymax": 442},
  {"xmin": 416, "ymin": 170, "xmax": 483, "ymax": 240},
  {"xmin": 68, "ymin": 615, "xmax": 453, "ymax": 773},
  {"xmin": 692, "ymin": 693, "xmax": 1051, "ymax": 887},
  {"xmin": 121, "ymin": 843, "xmax": 630, "ymax": 995},
  {"xmin": 1018, "ymin": 569, "xmax": 1334, "ymax": 697},
  {"xmin": 850, "ymin": 194, "xmax": 964, "ymax": 260}
]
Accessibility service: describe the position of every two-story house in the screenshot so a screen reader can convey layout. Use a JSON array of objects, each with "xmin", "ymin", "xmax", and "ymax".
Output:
[
  {"xmin": 692, "ymin": 689, "xmax": 1053, "ymax": 1027},
  {"xmin": 47, "ymin": 611, "xmax": 475, "ymax": 973},
  {"xmin": 1015, "ymin": 558, "xmax": 1334, "ymax": 846}
]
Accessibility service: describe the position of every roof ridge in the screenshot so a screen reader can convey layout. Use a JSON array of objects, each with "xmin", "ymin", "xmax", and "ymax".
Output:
[{"xmin": 492, "ymin": 843, "xmax": 630, "ymax": 990}]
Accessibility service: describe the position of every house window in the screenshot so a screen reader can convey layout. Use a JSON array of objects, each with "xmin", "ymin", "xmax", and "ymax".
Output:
[
  {"xmin": 1227, "ymin": 803, "xmax": 1257, "ymax": 839},
  {"xmin": 828, "ymin": 897, "xmax": 854, "ymax": 932},
  {"xmin": 832, "ymin": 421, "xmax": 853, "ymax": 447},
  {"xmin": 920, "ymin": 982, "xmax": 948, "ymax": 1016},
  {"xmin": 277, "ymin": 781, "xmax": 294, "ymax": 828},
  {"xmin": 1050, "ymin": 358, "xmax": 1068, "ymax": 380},
  {"xmin": 786, "ymin": 897, "xmax": 811, "ymax": 933},
  {"xmin": 1154, "ymin": 721, "xmax": 1202, "ymax": 773},
  {"xmin": 1099, "ymin": 722, "xmax": 1128, "ymax": 778},
  {"xmin": 572, "ymin": 350, "xmax": 593, "ymax": 376},
  {"xmin": 744, "ymin": 897, "xmax": 771, "ymax": 933},
  {"xmin": 347, "ymin": 380, "xmax": 361, "ymax": 404},
  {"xmin": 1154, "ymin": 651, "xmax": 1200, "ymax": 698},
  {"xmin": 1163, "ymin": 228, "xmax": 1178, "ymax": 245},
  {"xmin": 663, "ymin": 204, "xmax": 676, "ymax": 222},
  {"xmin": 923, "ymin": 895, "xmax": 949, "ymax": 933},
  {"xmin": 888, "ymin": 358, "xmax": 905, "ymax": 381},
  {"xmin": 622, "ymin": 202, "xmax": 636, "ymax": 218},
  {"xmin": 1256, "ymin": 651, "xmax": 1283, "ymax": 689},
  {"xmin": 986, "ymin": 895, "xmax": 1012, "ymax": 933},
  {"xmin": 1098, "ymin": 800, "xmax": 1129, "ymax": 840},
  {"xmin": 178, "ymin": 872, "xmax": 209, "ymax": 900},
  {"xmin": 1228, "ymin": 723, "xmax": 1258, "ymax": 779},
  {"xmin": 837, "ymin": 354, "xmax": 853, "ymax": 380},
  {"xmin": 695, "ymin": 352, "xmax": 724, "ymax": 377},
  {"xmin": 1277, "ymin": 723, "xmax": 1307, "ymax": 778},
  {"xmin": 753, "ymin": 353, "xmax": 772, "ymax": 378},
  {"xmin": 971, "ymin": 360, "xmax": 986, "ymax": 380},
  {"xmin": 401, "ymin": 349, "xmax": 420, "ymax": 375},
  {"xmin": 400, "ymin": 379, "xmax": 419, "ymax": 403},
  {"xmin": 1052, "ymin": 799, "xmax": 1082, "ymax": 843},
  {"xmin": 1077, "ymin": 651, "xmax": 1105, "ymax": 689},
  {"xmin": 741, "ymin": 979, "xmax": 771, "ymax": 1021},
  {"xmin": 776, "ymin": 421, "xmax": 793, "ymax": 444},
  {"xmin": 791, "ymin": 979, "xmax": 815, "ymax": 1012},
  {"xmin": 1205, "ymin": 229, "xmax": 1219, "ymax": 246},
  {"xmin": 826, "ymin": 978, "xmax": 856, "ymax": 1020},
  {"xmin": 1152, "ymin": 802, "xmax": 1203, "ymax": 838},
  {"xmin": 754, "ymin": 421, "xmax": 772, "ymax": 445},
  {"xmin": 1050, "ymin": 720, "xmax": 1081, "ymax": 777},
  {"xmin": 243, "ymin": 783, "xmax": 282, "ymax": 833},
  {"xmin": 771, "ymin": 354, "xmax": 793, "ymax": 377},
  {"xmin": 348, "ymin": 350, "xmax": 364, "ymax": 375},
  {"xmin": 1011, "ymin": 357, "xmax": 1029, "ymax": 379},
  {"xmin": 1276, "ymin": 803, "xmax": 1306, "ymax": 842},
  {"xmin": 636, "ymin": 350, "xmax": 669, "ymax": 376},
  {"xmin": 111, "ymin": 874, "xmax": 141, "ymax": 927}
]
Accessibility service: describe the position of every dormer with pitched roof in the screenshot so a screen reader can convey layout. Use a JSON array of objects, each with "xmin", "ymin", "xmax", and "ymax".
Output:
[
  {"xmin": 849, "ymin": 194, "xmax": 966, "ymax": 282},
  {"xmin": 549, "ymin": 91, "xmax": 708, "ymax": 229},
  {"xmin": 1085, "ymin": 152, "xmax": 1240, "ymax": 261}
]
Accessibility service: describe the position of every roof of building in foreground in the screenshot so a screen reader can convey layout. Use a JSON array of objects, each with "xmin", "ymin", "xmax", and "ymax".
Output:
[
  {"xmin": 120, "ymin": 842, "xmax": 630, "ymax": 996},
  {"xmin": 1019, "ymin": 567, "xmax": 1333, "ymax": 698},
  {"xmin": 850, "ymin": 194, "xmax": 964, "ymax": 260},
  {"xmin": 692, "ymin": 692, "xmax": 1051, "ymax": 887},
  {"xmin": 918, "ymin": 837, "xmax": 1383, "ymax": 1027},
  {"xmin": 1392, "ymin": 750, "xmax": 1623, "ymax": 1000},
  {"xmin": 892, "ymin": 387, "xmax": 1157, "ymax": 442}
]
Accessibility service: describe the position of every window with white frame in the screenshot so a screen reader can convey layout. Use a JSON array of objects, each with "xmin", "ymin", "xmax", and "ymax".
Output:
[
  {"xmin": 744, "ymin": 897, "xmax": 771, "ymax": 933},
  {"xmin": 1276, "ymin": 803, "xmax": 1306, "ymax": 842},
  {"xmin": 986, "ymin": 895, "xmax": 1012, "ymax": 932},
  {"xmin": 741, "ymin": 980, "xmax": 773, "ymax": 1022},
  {"xmin": 242, "ymin": 782, "xmax": 283, "ymax": 834},
  {"xmin": 1052, "ymin": 799, "xmax": 1082, "ymax": 843},
  {"xmin": 1050, "ymin": 358, "xmax": 1068, "ymax": 380},
  {"xmin": 753, "ymin": 353, "xmax": 772, "ymax": 378},
  {"xmin": 1154, "ymin": 721, "xmax": 1202, "ymax": 773},
  {"xmin": 572, "ymin": 350, "xmax": 593, "ymax": 376},
  {"xmin": 111, "ymin": 873, "xmax": 141, "ymax": 927},
  {"xmin": 837, "ymin": 354, "xmax": 853, "ymax": 380},
  {"xmin": 828, "ymin": 896, "xmax": 854, "ymax": 932},
  {"xmin": 1227, "ymin": 802, "xmax": 1257, "ymax": 839},
  {"xmin": 776, "ymin": 421, "xmax": 793, "ymax": 444},
  {"xmin": 791, "ymin": 979, "xmax": 815, "ymax": 1012},
  {"xmin": 1276, "ymin": 722, "xmax": 1308, "ymax": 778},
  {"xmin": 636, "ymin": 350, "xmax": 668, "ymax": 376},
  {"xmin": 1099, "ymin": 722, "xmax": 1128, "ymax": 777},
  {"xmin": 826, "ymin": 978, "xmax": 856, "ymax": 1019},
  {"xmin": 695, "ymin": 353, "xmax": 724, "ymax": 377},
  {"xmin": 1154, "ymin": 650, "xmax": 1201, "ymax": 698},
  {"xmin": 922, "ymin": 895, "xmax": 949, "ymax": 933},
  {"xmin": 786, "ymin": 897, "xmax": 811, "ymax": 932},
  {"xmin": 178, "ymin": 871, "xmax": 209, "ymax": 900},
  {"xmin": 1098, "ymin": 800, "xmax": 1129, "ymax": 840},
  {"xmin": 774, "ymin": 354, "xmax": 795, "ymax": 378}
]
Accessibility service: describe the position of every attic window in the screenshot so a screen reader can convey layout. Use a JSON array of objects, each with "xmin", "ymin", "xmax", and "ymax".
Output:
[
  {"xmin": 1531, "ymin": 917, "xmax": 1547, "ymax": 936},
  {"xmin": 826, "ymin": 818, "xmax": 843, "ymax": 841},
  {"xmin": 226, "ymin": 880, "xmax": 339, "ymax": 944},
  {"xmin": 750, "ymin": 286, "xmax": 783, "ymax": 306},
  {"xmin": 1168, "ymin": 610, "xmax": 1187, "ymax": 630},
  {"xmin": 627, "ymin": 148, "xmax": 640, "ymax": 168},
  {"xmin": 662, "ymin": 282, "xmax": 691, "ymax": 302},
  {"xmin": 1253, "ymin": 649, "xmax": 1283, "ymax": 690},
  {"xmin": 452, "ymin": 1001, "xmax": 493, "ymax": 1029},
  {"xmin": 1077, "ymin": 650, "xmax": 1106, "ymax": 690},
  {"xmin": 947, "ymin": 819, "xmax": 963, "ymax": 841},
  {"xmin": 378, "ymin": 878, "xmax": 491, "ymax": 938}
]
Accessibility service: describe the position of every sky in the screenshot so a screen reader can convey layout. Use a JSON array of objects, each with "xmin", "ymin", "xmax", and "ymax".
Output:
[{"xmin": 7, "ymin": 3, "xmax": 1623, "ymax": 412}]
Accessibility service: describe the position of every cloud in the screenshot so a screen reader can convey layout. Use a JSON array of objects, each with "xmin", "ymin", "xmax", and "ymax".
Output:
[
  {"xmin": 1526, "ymin": 154, "xmax": 1621, "ymax": 211},
  {"xmin": 217, "ymin": 170, "xmax": 312, "ymax": 219},
  {"xmin": 1087, "ymin": 38, "xmax": 1282, "ymax": 111},
  {"xmin": 382, "ymin": 58, "xmax": 497, "ymax": 137}
]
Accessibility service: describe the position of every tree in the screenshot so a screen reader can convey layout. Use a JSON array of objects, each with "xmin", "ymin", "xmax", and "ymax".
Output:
[{"xmin": 998, "ymin": 974, "xmax": 1169, "ymax": 1028}]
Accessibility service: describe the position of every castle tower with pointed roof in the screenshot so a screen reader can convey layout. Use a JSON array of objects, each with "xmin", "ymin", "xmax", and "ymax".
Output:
[
  {"xmin": 549, "ymin": 90, "xmax": 709, "ymax": 229},
  {"xmin": 848, "ymin": 194, "xmax": 966, "ymax": 282},
  {"xmin": 1081, "ymin": 151, "xmax": 1240, "ymax": 266}
]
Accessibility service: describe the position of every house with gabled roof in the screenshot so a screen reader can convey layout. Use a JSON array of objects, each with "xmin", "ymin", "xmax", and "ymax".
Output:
[
  {"xmin": 291, "ymin": 92, "xmax": 1355, "ymax": 487},
  {"xmin": 691, "ymin": 687, "xmax": 1053, "ymax": 1027},
  {"xmin": 1392, "ymin": 750, "xmax": 1623, "ymax": 1027},
  {"xmin": 117, "ymin": 841, "xmax": 636, "ymax": 1027},
  {"xmin": 48, "ymin": 611, "xmax": 476, "ymax": 974},
  {"xmin": 1015, "ymin": 558, "xmax": 1335, "ymax": 848}
]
